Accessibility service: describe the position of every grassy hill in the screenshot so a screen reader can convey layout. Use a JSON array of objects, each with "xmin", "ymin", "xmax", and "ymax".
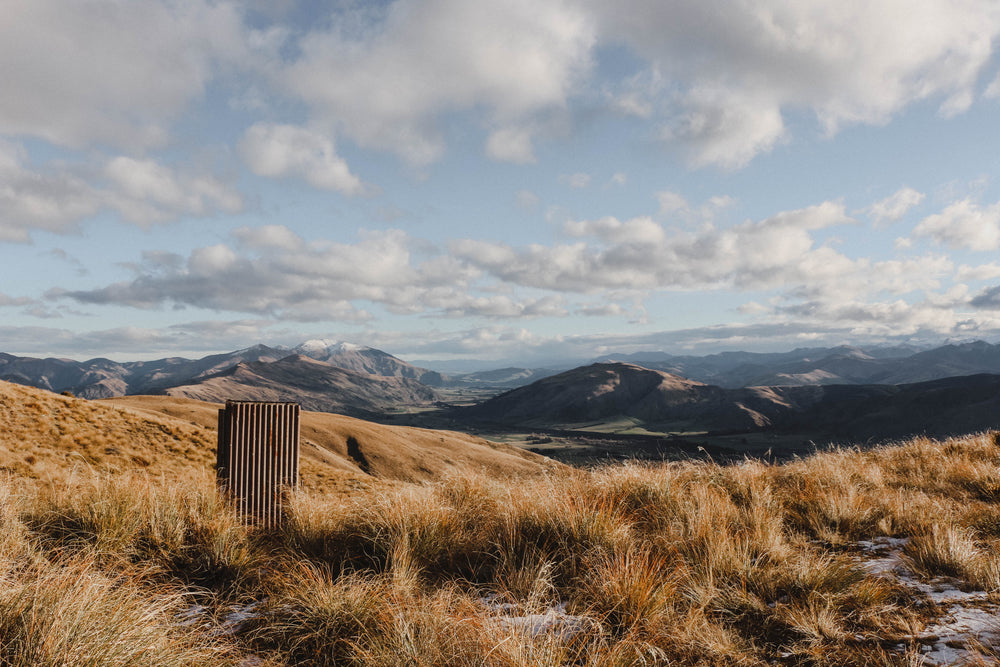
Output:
[
  {"xmin": 0, "ymin": 380, "xmax": 557, "ymax": 494},
  {"xmin": 4, "ymin": 379, "xmax": 1000, "ymax": 665}
]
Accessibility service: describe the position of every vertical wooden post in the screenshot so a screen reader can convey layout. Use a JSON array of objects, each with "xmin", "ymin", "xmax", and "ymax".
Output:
[{"xmin": 217, "ymin": 401, "xmax": 300, "ymax": 528}]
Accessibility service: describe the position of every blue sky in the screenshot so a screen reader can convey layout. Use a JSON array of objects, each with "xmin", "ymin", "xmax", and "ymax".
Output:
[{"xmin": 4, "ymin": 0, "xmax": 1000, "ymax": 365}]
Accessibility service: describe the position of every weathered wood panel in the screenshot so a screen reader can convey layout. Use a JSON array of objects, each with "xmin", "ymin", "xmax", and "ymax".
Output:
[{"xmin": 217, "ymin": 401, "xmax": 299, "ymax": 528}]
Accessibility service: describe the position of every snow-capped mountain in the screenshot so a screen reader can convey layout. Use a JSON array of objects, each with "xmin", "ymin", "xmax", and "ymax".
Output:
[{"xmin": 291, "ymin": 340, "xmax": 446, "ymax": 385}]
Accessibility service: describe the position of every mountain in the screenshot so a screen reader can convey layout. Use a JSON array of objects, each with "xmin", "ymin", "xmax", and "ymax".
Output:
[
  {"xmin": 460, "ymin": 362, "xmax": 1000, "ymax": 442},
  {"xmin": 0, "ymin": 345, "xmax": 286, "ymax": 399},
  {"xmin": 461, "ymin": 363, "xmax": 811, "ymax": 432},
  {"xmin": 446, "ymin": 366, "xmax": 562, "ymax": 389},
  {"xmin": 161, "ymin": 354, "xmax": 439, "ymax": 418},
  {"xmin": 0, "ymin": 341, "xmax": 444, "ymax": 399},
  {"xmin": 598, "ymin": 342, "xmax": 1000, "ymax": 388},
  {"xmin": 292, "ymin": 339, "xmax": 448, "ymax": 386}
]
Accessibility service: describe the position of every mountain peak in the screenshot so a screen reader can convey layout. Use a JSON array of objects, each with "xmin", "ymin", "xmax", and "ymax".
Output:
[{"xmin": 295, "ymin": 339, "xmax": 369, "ymax": 354}]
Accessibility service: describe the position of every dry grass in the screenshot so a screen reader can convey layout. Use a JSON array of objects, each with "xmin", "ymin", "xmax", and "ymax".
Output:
[{"xmin": 4, "ymin": 380, "xmax": 1000, "ymax": 664}]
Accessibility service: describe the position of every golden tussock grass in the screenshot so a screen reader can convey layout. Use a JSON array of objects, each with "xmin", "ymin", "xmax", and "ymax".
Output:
[{"xmin": 4, "ymin": 379, "xmax": 1000, "ymax": 664}]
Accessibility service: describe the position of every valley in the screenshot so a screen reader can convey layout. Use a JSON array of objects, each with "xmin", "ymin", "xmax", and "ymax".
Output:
[{"xmin": 6, "ymin": 338, "xmax": 1000, "ymax": 465}]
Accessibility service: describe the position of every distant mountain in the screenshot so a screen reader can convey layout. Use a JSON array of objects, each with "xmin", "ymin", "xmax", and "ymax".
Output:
[
  {"xmin": 292, "ymin": 339, "xmax": 448, "ymax": 386},
  {"xmin": 0, "ymin": 344, "xmax": 285, "ymax": 399},
  {"xmin": 163, "ymin": 354, "xmax": 439, "ymax": 418},
  {"xmin": 597, "ymin": 342, "xmax": 1000, "ymax": 388},
  {"xmin": 446, "ymin": 366, "xmax": 562, "ymax": 389},
  {"xmin": 0, "ymin": 341, "xmax": 444, "ymax": 399},
  {"xmin": 461, "ymin": 363, "xmax": 810, "ymax": 432},
  {"xmin": 460, "ymin": 361, "xmax": 1000, "ymax": 442}
]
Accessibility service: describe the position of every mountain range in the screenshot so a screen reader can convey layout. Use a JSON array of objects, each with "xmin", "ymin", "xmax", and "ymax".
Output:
[
  {"xmin": 9, "ymin": 339, "xmax": 1000, "ymax": 402},
  {"xmin": 162, "ymin": 354, "xmax": 438, "ymax": 418},
  {"xmin": 0, "ymin": 340, "xmax": 440, "ymax": 400},
  {"xmin": 595, "ymin": 341, "xmax": 1000, "ymax": 388},
  {"xmin": 6, "ymin": 338, "xmax": 1000, "ymax": 445},
  {"xmin": 461, "ymin": 361, "xmax": 1000, "ymax": 443}
]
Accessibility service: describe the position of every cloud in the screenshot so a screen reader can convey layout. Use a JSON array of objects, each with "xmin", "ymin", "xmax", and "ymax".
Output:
[
  {"xmin": 592, "ymin": 0, "xmax": 1000, "ymax": 167},
  {"xmin": 239, "ymin": 124, "xmax": 369, "ymax": 195},
  {"xmin": 866, "ymin": 187, "xmax": 925, "ymax": 225},
  {"xmin": 515, "ymin": 190, "xmax": 540, "ymax": 211},
  {"xmin": 282, "ymin": 0, "xmax": 595, "ymax": 164},
  {"xmin": 655, "ymin": 190, "xmax": 735, "ymax": 220},
  {"xmin": 665, "ymin": 87, "xmax": 786, "ymax": 169},
  {"xmin": 54, "ymin": 226, "xmax": 558, "ymax": 322},
  {"xmin": 971, "ymin": 285, "xmax": 1000, "ymax": 310},
  {"xmin": 0, "ymin": 319, "xmax": 291, "ymax": 360},
  {"xmin": 485, "ymin": 125, "xmax": 537, "ymax": 164},
  {"xmin": 103, "ymin": 157, "xmax": 244, "ymax": 225},
  {"xmin": 559, "ymin": 173, "xmax": 592, "ymax": 189},
  {"xmin": 0, "ymin": 141, "xmax": 102, "ymax": 241},
  {"xmin": 606, "ymin": 172, "xmax": 627, "ymax": 187},
  {"xmin": 453, "ymin": 201, "xmax": 853, "ymax": 292},
  {"xmin": 0, "ymin": 0, "xmax": 247, "ymax": 150},
  {"xmin": 656, "ymin": 191, "xmax": 690, "ymax": 215},
  {"xmin": 0, "ymin": 292, "xmax": 33, "ymax": 307},
  {"xmin": 913, "ymin": 199, "xmax": 1000, "ymax": 250},
  {"xmin": 0, "ymin": 141, "xmax": 243, "ymax": 241}
]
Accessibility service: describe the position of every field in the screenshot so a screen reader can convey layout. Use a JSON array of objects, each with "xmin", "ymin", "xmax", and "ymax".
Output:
[{"xmin": 3, "ymin": 381, "xmax": 1000, "ymax": 665}]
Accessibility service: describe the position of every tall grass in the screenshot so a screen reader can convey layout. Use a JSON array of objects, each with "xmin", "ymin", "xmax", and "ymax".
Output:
[{"xmin": 4, "ymin": 432, "xmax": 1000, "ymax": 665}]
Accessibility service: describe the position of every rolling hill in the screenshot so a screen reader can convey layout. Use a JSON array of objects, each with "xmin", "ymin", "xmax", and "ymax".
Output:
[
  {"xmin": 460, "ymin": 362, "xmax": 1000, "ymax": 442},
  {"xmin": 460, "ymin": 362, "xmax": 809, "ymax": 432},
  {"xmin": 0, "ymin": 380, "xmax": 558, "ymax": 493}
]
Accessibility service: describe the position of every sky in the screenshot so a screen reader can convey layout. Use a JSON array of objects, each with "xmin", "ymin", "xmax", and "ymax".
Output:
[{"xmin": 4, "ymin": 0, "xmax": 1000, "ymax": 366}]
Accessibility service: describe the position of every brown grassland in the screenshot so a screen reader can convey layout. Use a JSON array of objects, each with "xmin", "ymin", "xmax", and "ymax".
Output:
[{"xmin": 2, "ymin": 380, "xmax": 1000, "ymax": 665}]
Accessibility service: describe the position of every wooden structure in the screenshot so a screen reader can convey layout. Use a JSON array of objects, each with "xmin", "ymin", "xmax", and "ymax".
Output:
[{"xmin": 216, "ymin": 400, "xmax": 300, "ymax": 527}]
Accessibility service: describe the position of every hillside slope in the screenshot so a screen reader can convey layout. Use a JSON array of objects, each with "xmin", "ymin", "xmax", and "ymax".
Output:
[
  {"xmin": 293, "ymin": 339, "xmax": 447, "ymax": 386},
  {"xmin": 461, "ymin": 362, "xmax": 812, "ymax": 432},
  {"xmin": 161, "ymin": 354, "xmax": 439, "ymax": 417},
  {"xmin": 0, "ymin": 380, "xmax": 557, "ymax": 493},
  {"xmin": 461, "ymin": 362, "xmax": 1000, "ymax": 441}
]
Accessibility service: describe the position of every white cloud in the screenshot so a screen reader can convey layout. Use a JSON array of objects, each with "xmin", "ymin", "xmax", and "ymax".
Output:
[
  {"xmin": 592, "ymin": 0, "xmax": 1000, "ymax": 167},
  {"xmin": 957, "ymin": 263, "xmax": 1000, "ymax": 282},
  {"xmin": 56, "ymin": 226, "xmax": 561, "ymax": 322},
  {"xmin": 0, "ymin": 0, "xmax": 247, "ymax": 150},
  {"xmin": 283, "ymin": 0, "xmax": 595, "ymax": 164},
  {"xmin": 665, "ymin": 86, "xmax": 787, "ymax": 169},
  {"xmin": 606, "ymin": 173, "xmax": 627, "ymax": 187},
  {"xmin": 485, "ymin": 126, "xmax": 537, "ymax": 164},
  {"xmin": 515, "ymin": 190, "xmax": 540, "ymax": 211},
  {"xmin": 866, "ymin": 187, "xmax": 925, "ymax": 225},
  {"xmin": 914, "ymin": 199, "xmax": 1000, "ymax": 250},
  {"xmin": 559, "ymin": 172, "xmax": 592, "ymax": 189},
  {"xmin": 0, "ymin": 141, "xmax": 244, "ymax": 241},
  {"xmin": 656, "ymin": 190, "xmax": 689, "ymax": 215},
  {"xmin": 454, "ymin": 201, "xmax": 853, "ymax": 292},
  {"xmin": 656, "ymin": 190, "xmax": 736, "ymax": 220},
  {"xmin": 564, "ymin": 216, "xmax": 666, "ymax": 244},
  {"xmin": 103, "ymin": 157, "xmax": 244, "ymax": 225},
  {"xmin": 0, "ymin": 141, "xmax": 101, "ymax": 242},
  {"xmin": 239, "ymin": 124, "xmax": 368, "ymax": 195}
]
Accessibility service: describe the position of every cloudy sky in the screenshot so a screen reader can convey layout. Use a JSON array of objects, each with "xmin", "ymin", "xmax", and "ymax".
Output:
[{"xmin": 4, "ymin": 0, "xmax": 1000, "ymax": 365}]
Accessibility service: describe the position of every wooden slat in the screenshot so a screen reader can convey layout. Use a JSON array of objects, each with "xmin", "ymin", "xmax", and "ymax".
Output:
[{"xmin": 216, "ymin": 401, "xmax": 300, "ymax": 528}]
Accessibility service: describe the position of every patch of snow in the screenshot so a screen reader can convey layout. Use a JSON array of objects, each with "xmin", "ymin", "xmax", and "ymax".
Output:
[
  {"xmin": 480, "ymin": 597, "xmax": 601, "ymax": 643},
  {"xmin": 854, "ymin": 536, "xmax": 1000, "ymax": 666},
  {"xmin": 295, "ymin": 339, "xmax": 340, "ymax": 353},
  {"xmin": 918, "ymin": 604, "xmax": 1000, "ymax": 665},
  {"xmin": 175, "ymin": 603, "xmax": 208, "ymax": 627}
]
